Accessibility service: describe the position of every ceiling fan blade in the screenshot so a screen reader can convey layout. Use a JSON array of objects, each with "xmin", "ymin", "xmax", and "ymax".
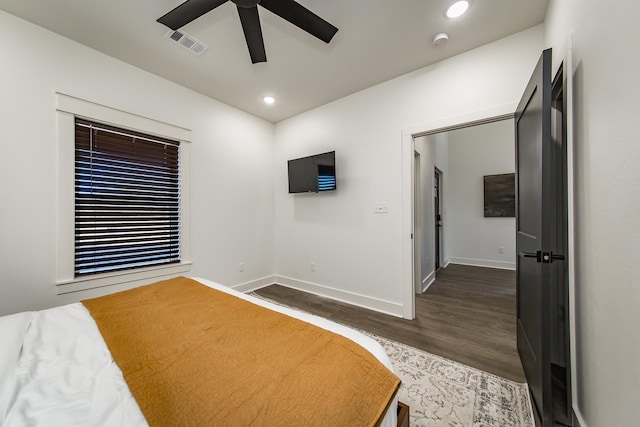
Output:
[
  {"xmin": 236, "ymin": 5, "xmax": 267, "ymax": 63},
  {"xmin": 259, "ymin": 0, "xmax": 338, "ymax": 43},
  {"xmin": 157, "ymin": 0, "xmax": 229, "ymax": 30}
]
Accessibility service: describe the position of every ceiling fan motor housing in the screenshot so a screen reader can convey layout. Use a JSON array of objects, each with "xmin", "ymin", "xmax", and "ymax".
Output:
[{"xmin": 232, "ymin": 0, "xmax": 261, "ymax": 8}]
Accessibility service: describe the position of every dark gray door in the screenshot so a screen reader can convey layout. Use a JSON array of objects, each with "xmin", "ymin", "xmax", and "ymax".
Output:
[
  {"xmin": 434, "ymin": 168, "xmax": 442, "ymax": 270},
  {"xmin": 515, "ymin": 48, "xmax": 556, "ymax": 425}
]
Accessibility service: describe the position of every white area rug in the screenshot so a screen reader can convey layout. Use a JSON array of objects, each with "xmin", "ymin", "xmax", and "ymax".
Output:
[
  {"xmin": 363, "ymin": 331, "xmax": 534, "ymax": 427},
  {"xmin": 249, "ymin": 293, "xmax": 534, "ymax": 426}
]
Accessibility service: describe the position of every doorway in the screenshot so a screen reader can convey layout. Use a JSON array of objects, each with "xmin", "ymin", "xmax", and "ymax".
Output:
[
  {"xmin": 434, "ymin": 167, "xmax": 442, "ymax": 271},
  {"xmin": 409, "ymin": 118, "xmax": 515, "ymax": 309},
  {"xmin": 402, "ymin": 107, "xmax": 524, "ymax": 320}
]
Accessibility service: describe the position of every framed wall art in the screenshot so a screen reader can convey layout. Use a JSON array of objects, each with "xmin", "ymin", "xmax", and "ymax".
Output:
[{"xmin": 483, "ymin": 173, "xmax": 515, "ymax": 217}]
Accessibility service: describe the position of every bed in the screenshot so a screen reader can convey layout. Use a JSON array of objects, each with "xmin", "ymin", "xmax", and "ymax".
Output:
[{"xmin": 0, "ymin": 277, "xmax": 400, "ymax": 426}]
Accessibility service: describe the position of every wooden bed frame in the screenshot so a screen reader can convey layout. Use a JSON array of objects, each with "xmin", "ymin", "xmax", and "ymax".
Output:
[{"xmin": 397, "ymin": 401, "xmax": 409, "ymax": 427}]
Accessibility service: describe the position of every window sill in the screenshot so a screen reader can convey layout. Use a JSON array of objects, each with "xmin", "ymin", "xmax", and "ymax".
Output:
[{"xmin": 56, "ymin": 261, "xmax": 193, "ymax": 295}]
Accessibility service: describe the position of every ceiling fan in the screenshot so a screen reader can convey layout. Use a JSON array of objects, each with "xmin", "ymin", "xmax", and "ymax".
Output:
[{"xmin": 157, "ymin": 0, "xmax": 339, "ymax": 64}]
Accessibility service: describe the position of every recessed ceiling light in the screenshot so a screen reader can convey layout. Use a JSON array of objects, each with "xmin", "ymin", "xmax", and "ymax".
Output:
[
  {"xmin": 446, "ymin": 1, "xmax": 469, "ymax": 18},
  {"xmin": 263, "ymin": 96, "xmax": 275, "ymax": 105}
]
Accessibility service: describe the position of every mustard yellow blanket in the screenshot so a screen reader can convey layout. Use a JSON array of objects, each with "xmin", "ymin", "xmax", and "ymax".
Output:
[{"xmin": 82, "ymin": 277, "xmax": 400, "ymax": 426}]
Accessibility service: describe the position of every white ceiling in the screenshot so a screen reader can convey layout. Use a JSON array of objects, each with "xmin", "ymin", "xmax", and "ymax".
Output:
[{"xmin": 0, "ymin": 0, "xmax": 548, "ymax": 123}]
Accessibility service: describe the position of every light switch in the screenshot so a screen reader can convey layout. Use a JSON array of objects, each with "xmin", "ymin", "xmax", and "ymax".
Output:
[{"xmin": 374, "ymin": 202, "xmax": 389, "ymax": 213}]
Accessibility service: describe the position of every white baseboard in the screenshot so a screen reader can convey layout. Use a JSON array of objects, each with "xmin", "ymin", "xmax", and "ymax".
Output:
[
  {"xmin": 448, "ymin": 257, "xmax": 515, "ymax": 271},
  {"xmin": 231, "ymin": 275, "xmax": 278, "ymax": 293},
  {"xmin": 422, "ymin": 271, "xmax": 436, "ymax": 293},
  {"xmin": 273, "ymin": 275, "xmax": 404, "ymax": 318}
]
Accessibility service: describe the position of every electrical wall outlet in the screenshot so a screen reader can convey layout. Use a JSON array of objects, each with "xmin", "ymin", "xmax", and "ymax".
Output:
[
  {"xmin": 310, "ymin": 261, "xmax": 316, "ymax": 272},
  {"xmin": 239, "ymin": 262, "xmax": 245, "ymax": 272},
  {"xmin": 498, "ymin": 247, "xmax": 505, "ymax": 254}
]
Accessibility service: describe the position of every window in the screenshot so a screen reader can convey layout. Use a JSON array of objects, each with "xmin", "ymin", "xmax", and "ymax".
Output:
[
  {"xmin": 56, "ymin": 93, "xmax": 191, "ymax": 294},
  {"xmin": 74, "ymin": 119, "xmax": 181, "ymax": 277}
]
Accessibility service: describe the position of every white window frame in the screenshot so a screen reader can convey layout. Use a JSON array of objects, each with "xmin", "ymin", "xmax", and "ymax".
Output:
[{"xmin": 55, "ymin": 93, "xmax": 192, "ymax": 294}]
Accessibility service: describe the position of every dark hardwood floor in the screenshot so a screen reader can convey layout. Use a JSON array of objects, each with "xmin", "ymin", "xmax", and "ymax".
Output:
[{"xmin": 255, "ymin": 263, "xmax": 526, "ymax": 383}]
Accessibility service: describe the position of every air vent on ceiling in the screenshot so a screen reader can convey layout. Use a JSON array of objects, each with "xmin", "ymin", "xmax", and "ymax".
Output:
[{"xmin": 164, "ymin": 30, "xmax": 208, "ymax": 56}]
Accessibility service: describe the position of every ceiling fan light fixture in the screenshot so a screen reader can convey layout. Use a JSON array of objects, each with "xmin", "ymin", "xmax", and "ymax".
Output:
[
  {"xmin": 446, "ymin": 1, "xmax": 469, "ymax": 18},
  {"xmin": 263, "ymin": 96, "xmax": 276, "ymax": 105}
]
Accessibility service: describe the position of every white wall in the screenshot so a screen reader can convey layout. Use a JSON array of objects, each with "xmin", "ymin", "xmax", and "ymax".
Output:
[
  {"xmin": 413, "ymin": 135, "xmax": 434, "ymax": 290},
  {"xmin": 0, "ymin": 11, "xmax": 275, "ymax": 316},
  {"xmin": 544, "ymin": 1, "xmax": 640, "ymax": 425},
  {"xmin": 273, "ymin": 26, "xmax": 543, "ymax": 316},
  {"xmin": 445, "ymin": 120, "xmax": 516, "ymax": 270},
  {"xmin": 414, "ymin": 132, "xmax": 448, "ymax": 291}
]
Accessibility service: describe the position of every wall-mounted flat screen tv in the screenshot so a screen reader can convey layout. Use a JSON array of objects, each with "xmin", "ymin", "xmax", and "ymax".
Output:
[{"xmin": 287, "ymin": 151, "xmax": 336, "ymax": 193}]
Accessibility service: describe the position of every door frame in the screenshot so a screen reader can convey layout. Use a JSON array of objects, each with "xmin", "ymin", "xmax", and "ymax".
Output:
[{"xmin": 559, "ymin": 39, "xmax": 578, "ymax": 425}]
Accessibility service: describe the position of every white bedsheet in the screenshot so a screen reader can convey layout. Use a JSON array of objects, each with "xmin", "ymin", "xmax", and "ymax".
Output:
[{"xmin": 0, "ymin": 278, "xmax": 397, "ymax": 427}]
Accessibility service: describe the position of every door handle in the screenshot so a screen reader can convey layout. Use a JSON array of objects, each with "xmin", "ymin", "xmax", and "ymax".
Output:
[
  {"xmin": 520, "ymin": 251, "xmax": 542, "ymax": 262},
  {"xmin": 519, "ymin": 250, "xmax": 565, "ymax": 263}
]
